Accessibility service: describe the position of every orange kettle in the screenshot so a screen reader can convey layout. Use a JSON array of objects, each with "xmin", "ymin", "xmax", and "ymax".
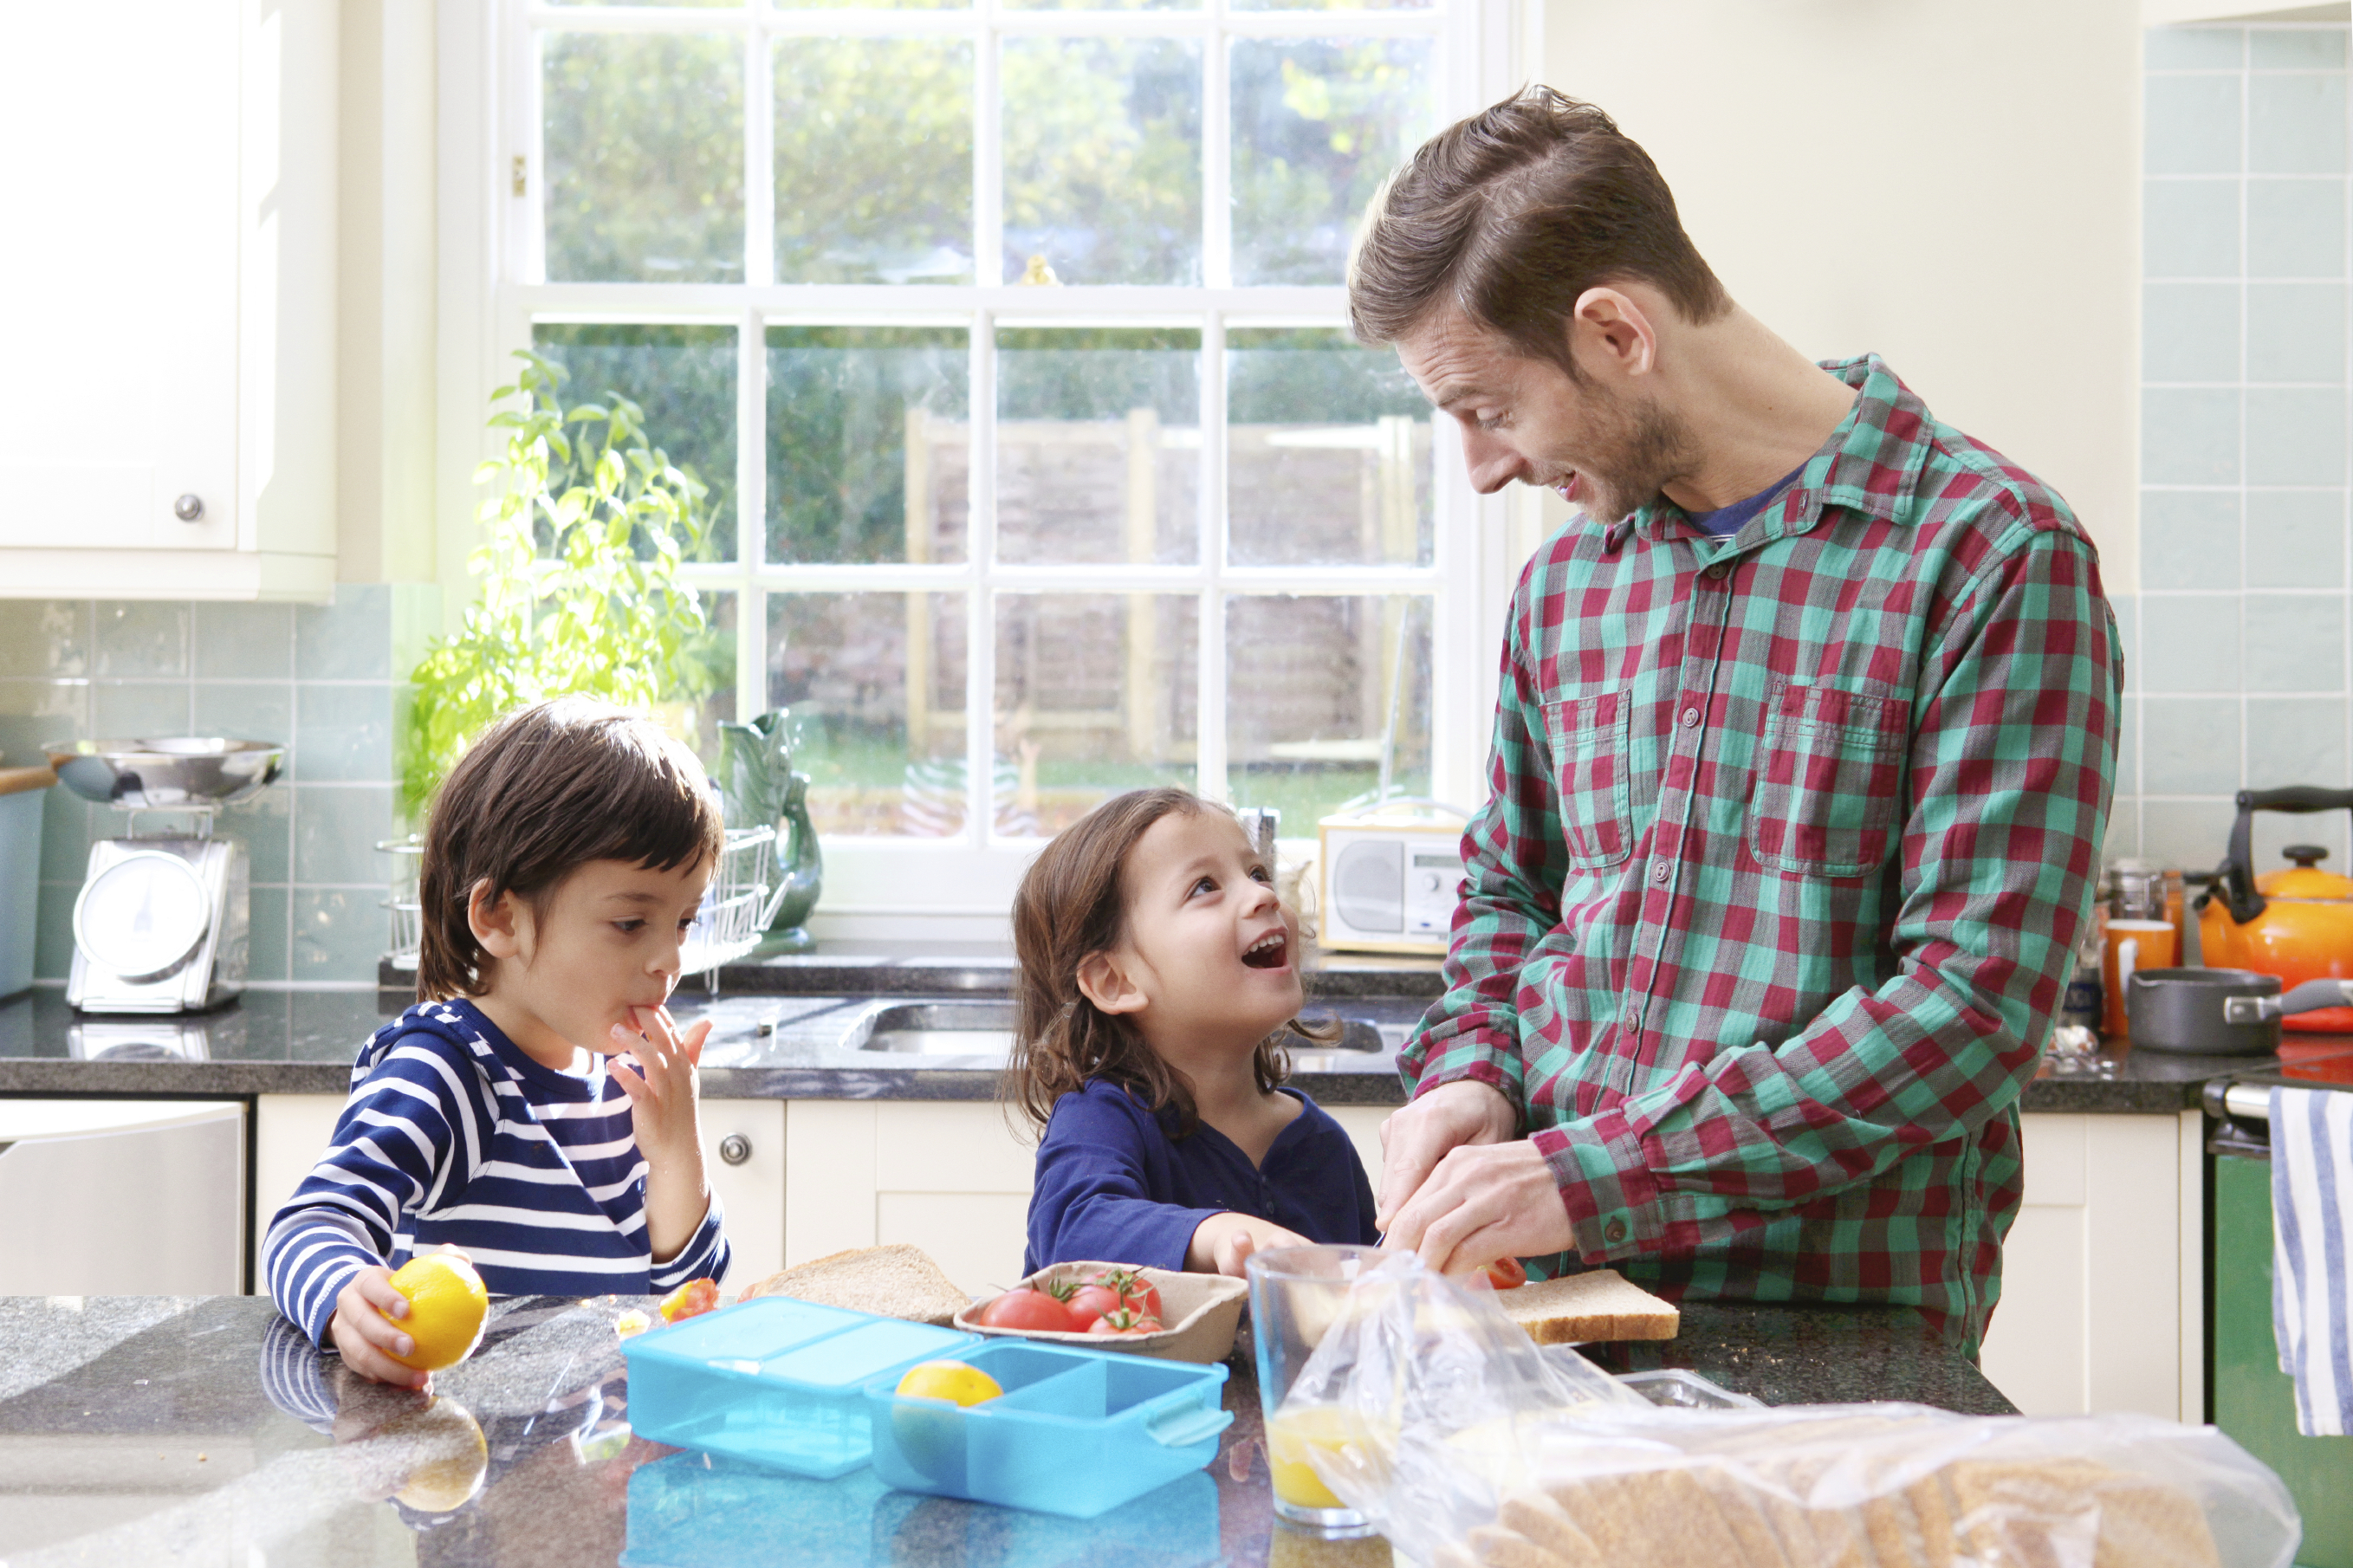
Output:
[{"xmin": 2197, "ymin": 787, "xmax": 2353, "ymax": 1033}]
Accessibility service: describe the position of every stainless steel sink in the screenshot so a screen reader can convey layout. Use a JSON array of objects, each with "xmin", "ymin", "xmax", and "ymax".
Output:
[{"xmin": 846, "ymin": 1001, "xmax": 1018, "ymax": 1058}]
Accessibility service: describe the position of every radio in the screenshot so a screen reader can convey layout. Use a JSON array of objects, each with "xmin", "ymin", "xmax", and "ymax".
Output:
[{"xmin": 1317, "ymin": 810, "xmax": 1468, "ymax": 956}]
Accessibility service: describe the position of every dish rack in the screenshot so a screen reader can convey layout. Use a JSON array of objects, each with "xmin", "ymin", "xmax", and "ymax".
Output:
[{"xmin": 378, "ymin": 826, "xmax": 782, "ymax": 983}]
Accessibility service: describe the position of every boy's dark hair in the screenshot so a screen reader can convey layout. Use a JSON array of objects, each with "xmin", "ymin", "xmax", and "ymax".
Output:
[
  {"xmin": 415, "ymin": 697, "xmax": 725, "ymax": 1001},
  {"xmin": 1006, "ymin": 787, "xmax": 1327, "ymax": 1141},
  {"xmin": 1348, "ymin": 86, "xmax": 1730, "ymax": 377}
]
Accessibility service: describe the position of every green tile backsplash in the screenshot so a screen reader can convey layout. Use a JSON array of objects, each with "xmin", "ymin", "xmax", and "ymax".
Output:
[{"xmin": 2134, "ymin": 23, "xmax": 2353, "ymax": 874}]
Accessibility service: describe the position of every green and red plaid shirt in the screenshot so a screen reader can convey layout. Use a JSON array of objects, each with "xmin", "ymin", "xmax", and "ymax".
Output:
[{"xmin": 1401, "ymin": 356, "xmax": 2121, "ymax": 1353}]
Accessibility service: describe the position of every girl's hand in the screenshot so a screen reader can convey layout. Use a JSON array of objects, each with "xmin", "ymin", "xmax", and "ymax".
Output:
[
  {"xmin": 328, "ymin": 1266, "xmax": 431, "ymax": 1390},
  {"xmin": 1185, "ymin": 1213, "xmax": 1312, "ymax": 1277},
  {"xmin": 610, "ymin": 1005, "xmax": 714, "ymax": 1262}
]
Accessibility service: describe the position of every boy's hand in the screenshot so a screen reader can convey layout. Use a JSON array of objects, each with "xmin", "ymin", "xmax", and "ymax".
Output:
[
  {"xmin": 1185, "ymin": 1213, "xmax": 1312, "ymax": 1277},
  {"xmin": 610, "ymin": 1005, "xmax": 713, "ymax": 1264},
  {"xmin": 328, "ymin": 1267, "xmax": 430, "ymax": 1390}
]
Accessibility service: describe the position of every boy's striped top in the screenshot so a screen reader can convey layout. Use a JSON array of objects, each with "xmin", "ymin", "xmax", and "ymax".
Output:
[{"xmin": 263, "ymin": 997, "xmax": 729, "ymax": 1346}]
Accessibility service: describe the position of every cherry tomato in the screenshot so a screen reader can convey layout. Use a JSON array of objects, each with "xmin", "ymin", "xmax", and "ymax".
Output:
[
  {"xmin": 1066, "ymin": 1284, "xmax": 1125, "ymax": 1329},
  {"xmin": 1086, "ymin": 1308, "xmax": 1164, "ymax": 1337},
  {"xmin": 1483, "ymin": 1257, "xmax": 1527, "ymax": 1292},
  {"xmin": 659, "ymin": 1278, "xmax": 720, "ymax": 1322},
  {"xmin": 1088, "ymin": 1267, "xmax": 1163, "ymax": 1322},
  {"xmin": 975, "ymin": 1287, "xmax": 1079, "ymax": 1333}
]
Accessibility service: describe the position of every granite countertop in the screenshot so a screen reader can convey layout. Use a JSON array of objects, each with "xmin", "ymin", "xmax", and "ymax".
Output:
[
  {"xmin": 5, "ymin": 938, "xmax": 2350, "ymax": 1108},
  {"xmin": 0, "ymin": 1293, "xmax": 2011, "ymax": 1566}
]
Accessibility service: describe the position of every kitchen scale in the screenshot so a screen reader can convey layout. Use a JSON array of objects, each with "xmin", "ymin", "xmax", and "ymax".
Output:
[{"xmin": 42, "ymin": 738, "xmax": 285, "ymax": 1014}]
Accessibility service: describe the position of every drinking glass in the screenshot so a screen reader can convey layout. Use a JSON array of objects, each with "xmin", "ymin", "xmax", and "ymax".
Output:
[{"xmin": 1244, "ymin": 1243, "xmax": 1384, "ymax": 1537}]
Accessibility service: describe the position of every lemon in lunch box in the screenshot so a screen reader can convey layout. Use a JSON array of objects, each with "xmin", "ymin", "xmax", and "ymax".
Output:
[
  {"xmin": 895, "ymin": 1360, "xmax": 1003, "ymax": 1406},
  {"xmin": 893, "ymin": 1359, "xmax": 1002, "ymax": 1483}
]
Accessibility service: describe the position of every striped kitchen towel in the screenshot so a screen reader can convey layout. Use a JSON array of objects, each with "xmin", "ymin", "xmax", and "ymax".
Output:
[{"xmin": 2272, "ymin": 1084, "xmax": 2353, "ymax": 1436}]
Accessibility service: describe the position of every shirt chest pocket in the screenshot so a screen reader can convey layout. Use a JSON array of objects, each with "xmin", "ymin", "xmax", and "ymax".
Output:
[
  {"xmin": 1746, "ymin": 680, "xmax": 1909, "ymax": 878},
  {"xmin": 1539, "ymin": 690, "xmax": 1633, "ymax": 870}
]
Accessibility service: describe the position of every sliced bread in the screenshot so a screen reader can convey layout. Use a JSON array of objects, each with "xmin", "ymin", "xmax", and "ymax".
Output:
[
  {"xmin": 735, "ymin": 1243, "xmax": 971, "ymax": 1325},
  {"xmin": 1496, "ymin": 1269, "xmax": 1678, "ymax": 1344}
]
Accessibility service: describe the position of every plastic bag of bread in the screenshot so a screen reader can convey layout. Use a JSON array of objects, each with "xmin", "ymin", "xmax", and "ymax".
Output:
[{"xmin": 1274, "ymin": 1255, "xmax": 2299, "ymax": 1568}]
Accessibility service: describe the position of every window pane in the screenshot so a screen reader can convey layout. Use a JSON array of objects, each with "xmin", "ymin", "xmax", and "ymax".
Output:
[
  {"xmin": 543, "ymin": 33, "xmax": 744, "ymax": 282},
  {"xmin": 996, "ymin": 327, "xmax": 1199, "ymax": 565},
  {"xmin": 668, "ymin": 588, "xmax": 738, "ymax": 770},
  {"xmin": 1231, "ymin": 38, "xmax": 1435, "ymax": 285},
  {"xmin": 1001, "ymin": 38, "xmax": 1202, "ymax": 285},
  {"xmin": 534, "ymin": 324, "xmax": 740, "ymax": 561},
  {"xmin": 768, "ymin": 327, "xmax": 970, "ymax": 565},
  {"xmin": 1227, "ymin": 594, "xmax": 1431, "ymax": 827},
  {"xmin": 1231, "ymin": 0, "xmax": 1430, "ymax": 11},
  {"xmin": 775, "ymin": 39, "xmax": 974, "ymax": 282},
  {"xmin": 1226, "ymin": 327, "xmax": 1430, "ymax": 567},
  {"xmin": 769, "ymin": 593, "xmax": 969, "ymax": 837},
  {"xmin": 995, "ymin": 593, "xmax": 1198, "ymax": 836}
]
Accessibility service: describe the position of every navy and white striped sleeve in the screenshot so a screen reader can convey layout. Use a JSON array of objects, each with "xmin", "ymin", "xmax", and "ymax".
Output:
[
  {"xmin": 648, "ymin": 1193, "xmax": 731, "ymax": 1294},
  {"xmin": 262, "ymin": 1040, "xmax": 479, "ymax": 1345}
]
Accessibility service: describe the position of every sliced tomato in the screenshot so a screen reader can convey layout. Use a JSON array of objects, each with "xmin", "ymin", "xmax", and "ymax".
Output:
[
  {"xmin": 975, "ymin": 1287, "xmax": 1079, "ymax": 1333},
  {"xmin": 1086, "ymin": 1308, "xmax": 1164, "ymax": 1337},
  {"xmin": 1087, "ymin": 1267, "xmax": 1163, "ymax": 1322},
  {"xmin": 659, "ymin": 1278, "xmax": 720, "ymax": 1322},
  {"xmin": 1065, "ymin": 1284, "xmax": 1125, "ymax": 1330},
  {"xmin": 1482, "ymin": 1256, "xmax": 1528, "ymax": 1292}
]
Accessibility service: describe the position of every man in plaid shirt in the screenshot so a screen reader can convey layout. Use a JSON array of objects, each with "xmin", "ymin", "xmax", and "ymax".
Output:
[{"xmin": 1359, "ymin": 90, "xmax": 2119, "ymax": 1354}]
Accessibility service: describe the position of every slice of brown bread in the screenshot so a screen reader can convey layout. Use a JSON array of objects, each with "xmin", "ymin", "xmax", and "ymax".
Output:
[
  {"xmin": 1497, "ymin": 1270, "xmax": 1679, "ymax": 1344},
  {"xmin": 735, "ymin": 1243, "xmax": 972, "ymax": 1325}
]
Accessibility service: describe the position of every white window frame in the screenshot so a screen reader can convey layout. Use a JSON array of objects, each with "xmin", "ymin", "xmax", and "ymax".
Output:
[{"xmin": 439, "ymin": 0, "xmax": 1539, "ymax": 935}]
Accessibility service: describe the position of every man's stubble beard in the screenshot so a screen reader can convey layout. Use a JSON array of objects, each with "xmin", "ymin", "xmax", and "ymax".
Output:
[{"xmin": 1573, "ymin": 382, "xmax": 1699, "ymax": 526}]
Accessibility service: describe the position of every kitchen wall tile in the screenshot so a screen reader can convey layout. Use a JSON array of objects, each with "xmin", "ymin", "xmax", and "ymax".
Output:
[
  {"xmin": 218, "ymin": 787, "xmax": 292, "ymax": 886},
  {"xmin": 192, "ymin": 603, "xmax": 294, "ymax": 681},
  {"xmin": 93, "ymin": 602, "xmax": 189, "ymax": 679},
  {"xmin": 2249, "ymin": 73, "xmax": 2348, "ymax": 173},
  {"xmin": 2242, "ymin": 592, "xmax": 2347, "ymax": 689},
  {"xmin": 2112, "ymin": 694, "xmax": 2140, "ymax": 795},
  {"xmin": 37, "ymin": 793, "xmax": 89, "ymax": 884},
  {"xmin": 2139, "ymin": 491, "xmax": 2240, "ymax": 591},
  {"xmin": 2252, "ymin": 29, "xmax": 2347, "ymax": 69},
  {"xmin": 295, "ymin": 585, "xmax": 392, "ymax": 683},
  {"xmin": 33, "ymin": 898, "xmax": 76, "ymax": 983},
  {"xmin": 293, "ymin": 684, "xmax": 392, "ymax": 784},
  {"xmin": 2112, "ymin": 593, "xmax": 2141, "ymax": 693},
  {"xmin": 2149, "ymin": 27, "xmax": 2243, "ymax": 69},
  {"xmin": 2245, "ymin": 388, "xmax": 2346, "ymax": 483},
  {"xmin": 2143, "ymin": 797, "xmax": 2239, "ymax": 869},
  {"xmin": 293, "ymin": 785, "xmax": 394, "ymax": 886},
  {"xmin": 2253, "ymin": 807, "xmax": 2351, "ymax": 871},
  {"xmin": 2142, "ymin": 695, "xmax": 2242, "ymax": 794},
  {"xmin": 0, "ymin": 678, "xmax": 86, "ymax": 765},
  {"xmin": 2147, "ymin": 179, "xmax": 2243, "ymax": 278},
  {"xmin": 0, "ymin": 602, "xmax": 90, "ymax": 680},
  {"xmin": 244, "ymin": 884, "xmax": 291, "ymax": 983},
  {"xmin": 293, "ymin": 888, "xmax": 389, "ymax": 981},
  {"xmin": 2104, "ymin": 807, "xmax": 2144, "ymax": 862},
  {"xmin": 2247, "ymin": 693, "xmax": 2350, "ymax": 787},
  {"xmin": 90, "ymin": 682, "xmax": 191, "ymax": 739},
  {"xmin": 2138, "ymin": 593, "xmax": 2243, "ymax": 691},
  {"xmin": 2143, "ymin": 283, "xmax": 2241, "ymax": 381},
  {"xmin": 2147, "ymin": 75, "xmax": 2244, "ymax": 174},
  {"xmin": 2142, "ymin": 389, "xmax": 2242, "ymax": 483},
  {"xmin": 2246, "ymin": 489, "xmax": 2349, "ymax": 588},
  {"xmin": 2248, "ymin": 178, "xmax": 2347, "ymax": 277},
  {"xmin": 192, "ymin": 683, "xmax": 295, "ymax": 750},
  {"xmin": 2246, "ymin": 282, "xmax": 2348, "ymax": 382}
]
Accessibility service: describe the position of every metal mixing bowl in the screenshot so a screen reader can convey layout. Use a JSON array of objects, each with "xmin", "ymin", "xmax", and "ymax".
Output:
[{"xmin": 42, "ymin": 738, "xmax": 288, "ymax": 809}]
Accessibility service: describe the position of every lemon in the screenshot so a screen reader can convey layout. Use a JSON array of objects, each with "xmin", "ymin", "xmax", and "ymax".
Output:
[
  {"xmin": 380, "ymin": 1397, "xmax": 488, "ymax": 1513},
  {"xmin": 893, "ymin": 1360, "xmax": 1002, "ymax": 1406},
  {"xmin": 386, "ymin": 1249, "xmax": 489, "ymax": 1373}
]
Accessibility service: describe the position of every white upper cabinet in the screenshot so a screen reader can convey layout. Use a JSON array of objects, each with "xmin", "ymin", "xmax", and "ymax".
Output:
[{"xmin": 0, "ymin": 0, "xmax": 337, "ymax": 601}]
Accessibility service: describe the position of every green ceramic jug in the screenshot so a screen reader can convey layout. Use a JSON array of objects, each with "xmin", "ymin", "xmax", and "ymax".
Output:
[{"xmin": 719, "ymin": 710, "xmax": 823, "ymax": 956}]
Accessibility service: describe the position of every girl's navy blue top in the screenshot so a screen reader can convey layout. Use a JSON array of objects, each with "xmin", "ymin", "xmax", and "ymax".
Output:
[{"xmin": 1023, "ymin": 1079, "xmax": 1381, "ymax": 1274}]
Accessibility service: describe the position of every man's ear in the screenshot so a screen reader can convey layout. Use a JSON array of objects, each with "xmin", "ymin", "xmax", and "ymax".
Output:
[
  {"xmin": 1075, "ymin": 949, "xmax": 1147, "ymax": 1016},
  {"xmin": 1570, "ymin": 286, "xmax": 1657, "ymax": 379},
  {"xmin": 469, "ymin": 880, "xmax": 529, "ymax": 963}
]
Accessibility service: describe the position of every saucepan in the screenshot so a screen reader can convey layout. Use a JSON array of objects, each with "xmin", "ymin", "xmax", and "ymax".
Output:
[{"xmin": 2124, "ymin": 968, "xmax": 2353, "ymax": 1055}]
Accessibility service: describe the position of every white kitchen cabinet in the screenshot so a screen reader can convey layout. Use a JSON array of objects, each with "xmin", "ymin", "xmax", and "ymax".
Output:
[
  {"xmin": 252, "ymin": 1092, "xmax": 785, "ymax": 1293},
  {"xmin": 784, "ymin": 1100, "xmax": 1038, "ymax": 1296},
  {"xmin": 0, "ymin": 0, "xmax": 337, "ymax": 601},
  {"xmin": 1979, "ymin": 1110, "xmax": 2205, "ymax": 1422},
  {"xmin": 0, "ymin": 1100, "xmax": 245, "ymax": 1294}
]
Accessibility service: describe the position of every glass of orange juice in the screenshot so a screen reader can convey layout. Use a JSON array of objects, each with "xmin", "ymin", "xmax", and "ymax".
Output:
[{"xmin": 1245, "ymin": 1244, "xmax": 1384, "ymax": 1536}]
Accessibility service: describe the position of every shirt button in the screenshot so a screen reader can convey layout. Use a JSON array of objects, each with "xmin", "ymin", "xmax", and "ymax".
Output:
[
  {"xmin": 1650, "ymin": 860, "xmax": 1670, "ymax": 884},
  {"xmin": 1704, "ymin": 562, "xmax": 1730, "ymax": 580},
  {"xmin": 1604, "ymin": 1219, "xmax": 1629, "ymax": 1245},
  {"xmin": 1679, "ymin": 706, "xmax": 1700, "ymax": 728}
]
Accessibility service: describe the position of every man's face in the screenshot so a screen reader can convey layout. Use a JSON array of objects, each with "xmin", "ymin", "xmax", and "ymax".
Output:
[{"xmin": 1397, "ymin": 307, "xmax": 1693, "ymax": 523}]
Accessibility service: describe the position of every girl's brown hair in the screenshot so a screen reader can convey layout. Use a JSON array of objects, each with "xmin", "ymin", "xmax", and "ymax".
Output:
[
  {"xmin": 1005, "ymin": 786, "xmax": 1326, "ymax": 1140},
  {"xmin": 415, "ymin": 697, "xmax": 726, "ymax": 1001}
]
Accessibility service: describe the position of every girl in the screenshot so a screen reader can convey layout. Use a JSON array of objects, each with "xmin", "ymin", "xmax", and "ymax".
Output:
[
  {"xmin": 263, "ymin": 697, "xmax": 731, "ymax": 1388},
  {"xmin": 1010, "ymin": 787, "xmax": 1380, "ymax": 1278}
]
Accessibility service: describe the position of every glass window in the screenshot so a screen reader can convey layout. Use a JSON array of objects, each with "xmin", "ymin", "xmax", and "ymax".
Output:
[
  {"xmin": 541, "ymin": 34, "xmax": 744, "ymax": 283},
  {"xmin": 775, "ymin": 39, "xmax": 975, "ymax": 284},
  {"xmin": 768, "ymin": 327, "xmax": 970, "ymax": 565},
  {"xmin": 996, "ymin": 327, "xmax": 1200, "ymax": 566},
  {"xmin": 770, "ymin": 593, "xmax": 969, "ymax": 838},
  {"xmin": 534, "ymin": 323, "xmax": 741, "ymax": 561},
  {"xmin": 995, "ymin": 593, "xmax": 1199, "ymax": 834},
  {"xmin": 1227, "ymin": 593, "xmax": 1431, "ymax": 828}
]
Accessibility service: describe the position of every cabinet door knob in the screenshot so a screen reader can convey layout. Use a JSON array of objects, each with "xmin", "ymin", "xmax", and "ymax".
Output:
[
  {"xmin": 172, "ymin": 494, "xmax": 205, "ymax": 522},
  {"xmin": 717, "ymin": 1133, "xmax": 752, "ymax": 1166}
]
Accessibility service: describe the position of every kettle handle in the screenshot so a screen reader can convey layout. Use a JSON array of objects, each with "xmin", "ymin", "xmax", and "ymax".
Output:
[{"xmin": 2202, "ymin": 787, "xmax": 2353, "ymax": 926}]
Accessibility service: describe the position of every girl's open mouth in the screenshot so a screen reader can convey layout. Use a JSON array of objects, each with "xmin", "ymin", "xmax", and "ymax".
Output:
[{"xmin": 1241, "ymin": 930, "xmax": 1289, "ymax": 969}]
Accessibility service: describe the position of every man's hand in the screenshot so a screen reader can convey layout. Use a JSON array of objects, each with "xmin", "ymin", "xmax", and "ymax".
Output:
[
  {"xmin": 328, "ymin": 1267, "xmax": 430, "ymax": 1390},
  {"xmin": 1376, "ymin": 1078, "xmax": 1518, "ymax": 1231},
  {"xmin": 1379, "ymin": 1139, "xmax": 1578, "ymax": 1277},
  {"xmin": 1185, "ymin": 1212, "xmax": 1313, "ymax": 1277}
]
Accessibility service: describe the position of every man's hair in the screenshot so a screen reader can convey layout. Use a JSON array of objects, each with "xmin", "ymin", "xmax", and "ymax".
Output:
[
  {"xmin": 1349, "ymin": 87, "xmax": 1730, "ymax": 375},
  {"xmin": 415, "ymin": 697, "xmax": 725, "ymax": 1001}
]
